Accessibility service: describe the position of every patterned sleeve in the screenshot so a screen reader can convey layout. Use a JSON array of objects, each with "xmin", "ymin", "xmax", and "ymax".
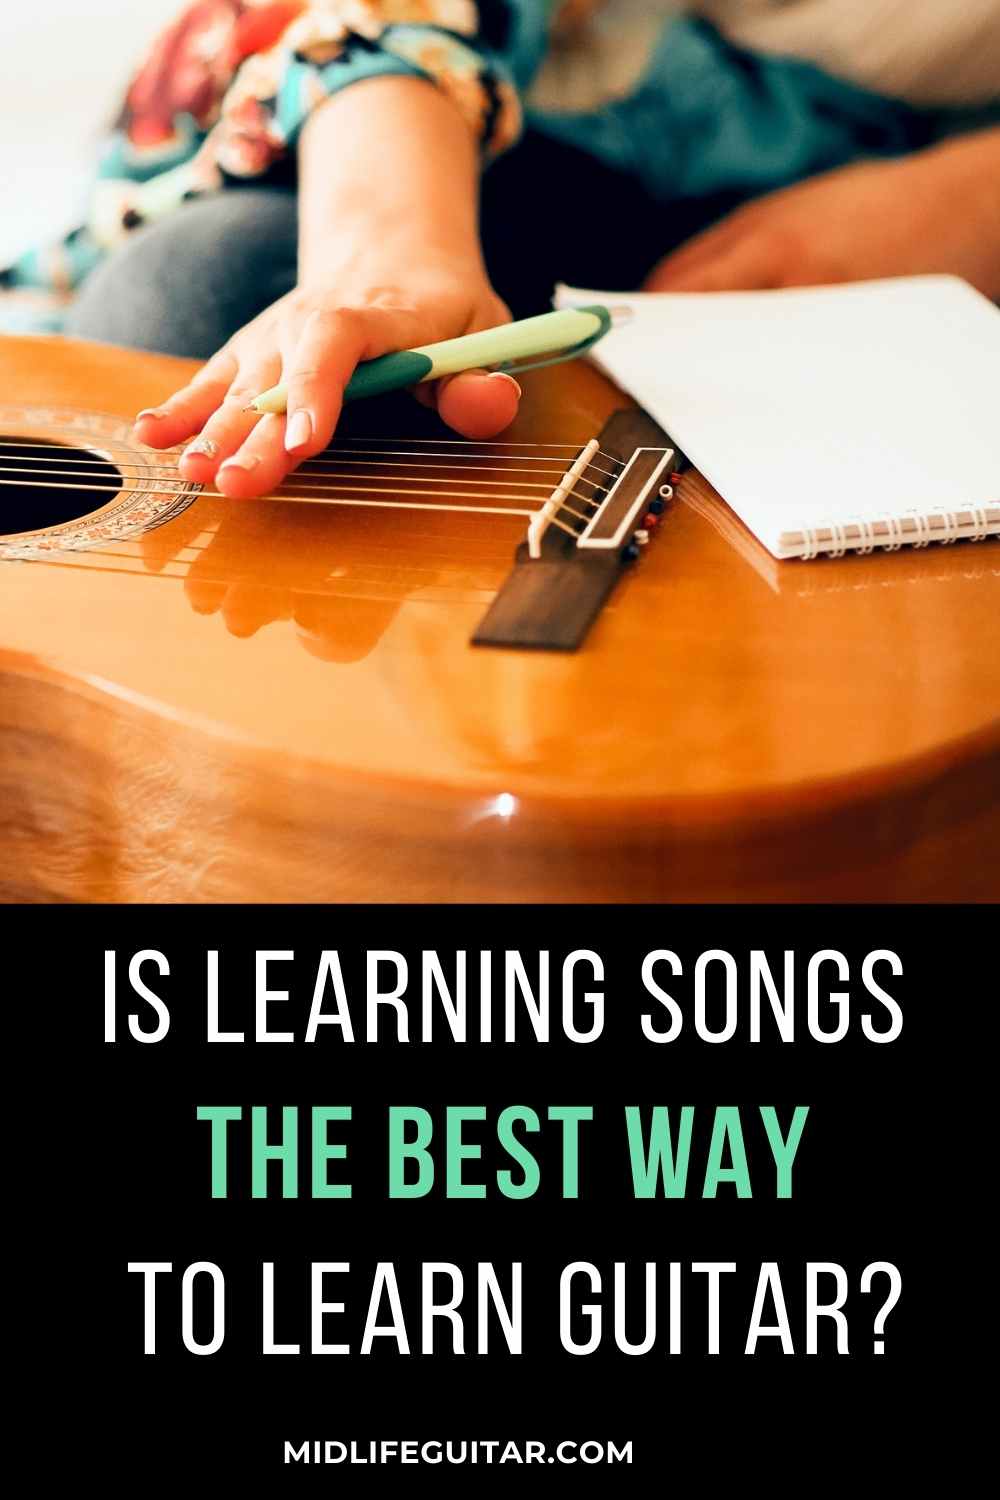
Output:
[
  {"xmin": 96, "ymin": 2, "xmax": 558, "ymax": 246},
  {"xmin": 215, "ymin": 3, "xmax": 550, "ymax": 172},
  {"xmin": 0, "ymin": 1, "xmax": 561, "ymax": 319}
]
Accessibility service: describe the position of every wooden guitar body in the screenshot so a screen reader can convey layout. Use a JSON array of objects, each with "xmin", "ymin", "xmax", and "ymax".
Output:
[{"xmin": 1, "ymin": 334, "xmax": 997, "ymax": 902}]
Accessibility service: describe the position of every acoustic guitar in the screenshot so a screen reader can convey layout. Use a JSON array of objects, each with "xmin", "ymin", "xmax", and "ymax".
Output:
[{"xmin": 1, "ymin": 333, "xmax": 997, "ymax": 902}]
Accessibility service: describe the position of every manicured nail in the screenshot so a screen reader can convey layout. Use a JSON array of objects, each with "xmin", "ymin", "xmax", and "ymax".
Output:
[
  {"xmin": 285, "ymin": 409, "xmax": 313, "ymax": 452},
  {"xmin": 183, "ymin": 437, "xmax": 219, "ymax": 460},
  {"xmin": 135, "ymin": 407, "xmax": 166, "ymax": 422},
  {"xmin": 219, "ymin": 453, "xmax": 261, "ymax": 473},
  {"xmin": 488, "ymin": 372, "xmax": 522, "ymax": 396}
]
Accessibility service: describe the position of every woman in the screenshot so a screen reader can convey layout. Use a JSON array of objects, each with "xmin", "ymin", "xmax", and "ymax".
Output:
[{"xmin": 3, "ymin": 0, "xmax": 998, "ymax": 499}]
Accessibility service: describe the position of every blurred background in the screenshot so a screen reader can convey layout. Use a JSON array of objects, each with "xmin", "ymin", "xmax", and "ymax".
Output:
[
  {"xmin": 0, "ymin": 1, "xmax": 187, "ymax": 264},
  {"xmin": 0, "ymin": 0, "xmax": 675, "ymax": 265}
]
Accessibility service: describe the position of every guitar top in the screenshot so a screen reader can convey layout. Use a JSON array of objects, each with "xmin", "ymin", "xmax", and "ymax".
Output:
[{"xmin": 1, "ymin": 334, "xmax": 997, "ymax": 902}]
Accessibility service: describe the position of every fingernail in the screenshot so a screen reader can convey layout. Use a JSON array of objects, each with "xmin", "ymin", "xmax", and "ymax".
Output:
[
  {"xmin": 135, "ymin": 407, "xmax": 166, "ymax": 422},
  {"xmin": 219, "ymin": 453, "xmax": 261, "ymax": 473},
  {"xmin": 285, "ymin": 409, "xmax": 313, "ymax": 452},
  {"xmin": 488, "ymin": 372, "xmax": 522, "ymax": 396},
  {"xmin": 183, "ymin": 437, "xmax": 219, "ymax": 460}
]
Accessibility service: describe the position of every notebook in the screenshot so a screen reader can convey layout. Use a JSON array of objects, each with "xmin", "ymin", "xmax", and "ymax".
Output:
[{"xmin": 555, "ymin": 276, "xmax": 1000, "ymax": 560}]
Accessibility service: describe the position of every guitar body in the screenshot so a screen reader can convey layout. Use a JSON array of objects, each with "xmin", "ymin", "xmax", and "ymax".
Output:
[{"xmin": 1, "ymin": 334, "xmax": 997, "ymax": 902}]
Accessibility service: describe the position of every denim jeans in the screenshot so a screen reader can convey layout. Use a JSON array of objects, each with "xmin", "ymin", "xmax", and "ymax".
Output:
[{"xmin": 63, "ymin": 131, "xmax": 724, "ymax": 359}]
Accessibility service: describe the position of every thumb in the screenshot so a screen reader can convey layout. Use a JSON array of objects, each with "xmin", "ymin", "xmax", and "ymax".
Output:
[{"xmin": 435, "ymin": 369, "xmax": 521, "ymax": 439}]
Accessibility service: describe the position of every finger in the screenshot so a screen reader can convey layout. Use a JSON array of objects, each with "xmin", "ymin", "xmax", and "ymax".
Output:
[
  {"xmin": 221, "ymin": 583, "xmax": 289, "ymax": 639},
  {"xmin": 216, "ymin": 412, "xmax": 294, "ymax": 500},
  {"xmin": 133, "ymin": 349, "xmax": 238, "ymax": 448},
  {"xmin": 293, "ymin": 594, "xmax": 400, "ymax": 664},
  {"xmin": 412, "ymin": 381, "xmax": 438, "ymax": 409},
  {"xmin": 643, "ymin": 214, "xmax": 753, "ymax": 291},
  {"xmin": 282, "ymin": 305, "xmax": 428, "ymax": 457},
  {"xmin": 177, "ymin": 356, "xmax": 281, "ymax": 483},
  {"xmin": 412, "ymin": 295, "xmax": 512, "ymax": 415},
  {"xmin": 138, "ymin": 499, "xmax": 206, "ymax": 575},
  {"xmin": 435, "ymin": 370, "xmax": 521, "ymax": 439},
  {"xmin": 281, "ymin": 308, "xmax": 369, "ymax": 458},
  {"xmin": 647, "ymin": 232, "xmax": 785, "ymax": 293},
  {"xmin": 184, "ymin": 577, "xmax": 229, "ymax": 616}
]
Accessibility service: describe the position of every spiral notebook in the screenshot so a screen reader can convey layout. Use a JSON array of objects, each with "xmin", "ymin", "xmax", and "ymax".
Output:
[{"xmin": 556, "ymin": 276, "xmax": 1000, "ymax": 560}]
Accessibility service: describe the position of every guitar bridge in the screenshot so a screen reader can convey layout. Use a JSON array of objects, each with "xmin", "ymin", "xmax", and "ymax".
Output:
[
  {"xmin": 528, "ymin": 442, "xmax": 675, "ymax": 560},
  {"xmin": 472, "ymin": 410, "xmax": 679, "ymax": 652}
]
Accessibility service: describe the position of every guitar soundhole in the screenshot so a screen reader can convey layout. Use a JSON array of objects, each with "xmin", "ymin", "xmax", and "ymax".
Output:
[{"xmin": 0, "ymin": 436, "xmax": 122, "ymax": 537}]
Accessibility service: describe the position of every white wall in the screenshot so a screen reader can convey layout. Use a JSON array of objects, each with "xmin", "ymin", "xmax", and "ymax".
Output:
[{"xmin": 0, "ymin": 1, "xmax": 180, "ymax": 262}]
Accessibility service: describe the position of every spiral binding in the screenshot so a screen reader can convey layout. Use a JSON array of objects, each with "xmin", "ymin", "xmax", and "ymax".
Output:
[{"xmin": 789, "ymin": 501, "xmax": 999, "ymax": 560}]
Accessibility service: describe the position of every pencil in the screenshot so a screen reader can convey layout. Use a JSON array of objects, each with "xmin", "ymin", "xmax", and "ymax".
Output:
[{"xmin": 245, "ymin": 306, "xmax": 613, "ymax": 414}]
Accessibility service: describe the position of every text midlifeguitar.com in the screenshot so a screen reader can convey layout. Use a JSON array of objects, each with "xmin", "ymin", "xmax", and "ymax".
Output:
[{"xmin": 284, "ymin": 1440, "xmax": 633, "ymax": 1466}]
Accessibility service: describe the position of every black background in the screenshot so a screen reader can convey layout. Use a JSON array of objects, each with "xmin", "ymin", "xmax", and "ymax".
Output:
[{"xmin": 19, "ymin": 904, "xmax": 988, "ymax": 1486}]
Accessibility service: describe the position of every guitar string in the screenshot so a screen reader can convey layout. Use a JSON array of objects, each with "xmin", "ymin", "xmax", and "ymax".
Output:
[
  {"xmin": 0, "ymin": 476, "xmax": 601, "ymax": 522},
  {"xmin": 0, "ymin": 451, "xmax": 621, "ymax": 498},
  {"xmin": 25, "ymin": 525, "xmax": 524, "ymax": 562},
  {"xmin": 0, "ymin": 458, "xmax": 602, "ymax": 502},
  {"xmin": 0, "ymin": 443, "xmax": 610, "ymax": 512},
  {"xmin": 0, "ymin": 451, "xmax": 612, "ymax": 487},
  {"xmin": 274, "ymin": 445, "xmax": 621, "ymax": 476},
  {"xmin": 0, "ymin": 433, "xmax": 626, "ymax": 528},
  {"xmin": 0, "ymin": 483, "xmax": 548, "ymax": 525},
  {"xmin": 325, "ymin": 436, "xmax": 622, "ymax": 453},
  {"xmin": 0, "ymin": 436, "xmax": 625, "ymax": 471},
  {"xmin": 20, "ymin": 556, "xmax": 514, "ymax": 591},
  {"xmin": 0, "ymin": 435, "xmax": 612, "ymax": 448}
]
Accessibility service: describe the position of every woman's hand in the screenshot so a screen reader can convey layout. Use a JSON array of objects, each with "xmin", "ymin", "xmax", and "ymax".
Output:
[
  {"xmin": 645, "ymin": 128, "xmax": 1000, "ymax": 300},
  {"xmin": 133, "ymin": 258, "xmax": 519, "ymax": 499},
  {"xmin": 133, "ymin": 75, "xmax": 521, "ymax": 498}
]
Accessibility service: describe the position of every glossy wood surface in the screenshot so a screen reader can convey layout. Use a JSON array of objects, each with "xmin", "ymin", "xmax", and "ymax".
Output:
[{"xmin": 1, "ymin": 334, "xmax": 997, "ymax": 901}]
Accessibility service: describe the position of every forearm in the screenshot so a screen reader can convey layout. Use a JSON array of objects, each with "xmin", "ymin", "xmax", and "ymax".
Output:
[
  {"xmin": 924, "ymin": 127, "xmax": 1000, "ymax": 251},
  {"xmin": 297, "ymin": 76, "xmax": 485, "ymax": 291},
  {"xmin": 910, "ymin": 126, "xmax": 1000, "ymax": 298},
  {"xmin": 648, "ymin": 120, "xmax": 1000, "ymax": 297},
  {"xmin": 924, "ymin": 123, "xmax": 1000, "ymax": 187}
]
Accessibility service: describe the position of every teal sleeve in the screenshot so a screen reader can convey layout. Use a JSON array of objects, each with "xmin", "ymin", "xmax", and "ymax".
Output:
[
  {"xmin": 261, "ymin": 3, "xmax": 563, "ymax": 162},
  {"xmin": 526, "ymin": 16, "xmax": 1000, "ymax": 204}
]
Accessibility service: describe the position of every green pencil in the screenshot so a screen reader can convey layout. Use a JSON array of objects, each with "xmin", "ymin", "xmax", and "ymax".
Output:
[{"xmin": 245, "ymin": 305, "xmax": 614, "ymax": 414}]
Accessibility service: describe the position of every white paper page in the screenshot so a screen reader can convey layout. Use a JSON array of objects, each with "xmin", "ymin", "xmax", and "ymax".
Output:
[{"xmin": 556, "ymin": 278, "xmax": 1000, "ymax": 558}]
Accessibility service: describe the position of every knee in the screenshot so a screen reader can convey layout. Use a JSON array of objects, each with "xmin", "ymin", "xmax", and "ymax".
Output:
[{"xmin": 65, "ymin": 190, "xmax": 298, "ymax": 359}]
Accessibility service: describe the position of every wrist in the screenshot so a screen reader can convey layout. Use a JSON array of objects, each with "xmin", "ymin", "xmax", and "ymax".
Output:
[
  {"xmin": 297, "ymin": 76, "xmax": 484, "ymax": 291},
  {"xmin": 299, "ymin": 216, "xmax": 484, "ymax": 295}
]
